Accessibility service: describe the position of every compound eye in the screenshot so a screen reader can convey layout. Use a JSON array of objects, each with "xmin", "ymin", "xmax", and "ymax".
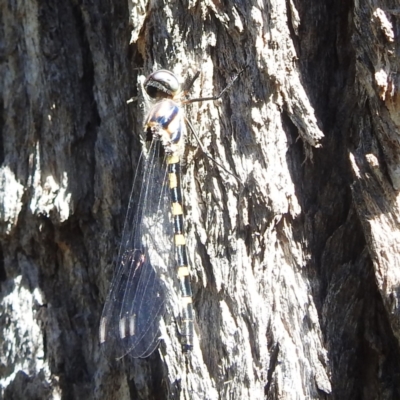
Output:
[{"xmin": 144, "ymin": 70, "xmax": 181, "ymax": 99}]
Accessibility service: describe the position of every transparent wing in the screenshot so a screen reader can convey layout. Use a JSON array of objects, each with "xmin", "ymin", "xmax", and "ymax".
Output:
[{"xmin": 99, "ymin": 140, "xmax": 173, "ymax": 359}]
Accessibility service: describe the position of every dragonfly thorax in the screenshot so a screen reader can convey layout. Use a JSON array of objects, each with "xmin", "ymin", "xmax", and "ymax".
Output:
[{"xmin": 145, "ymin": 99, "xmax": 186, "ymax": 156}]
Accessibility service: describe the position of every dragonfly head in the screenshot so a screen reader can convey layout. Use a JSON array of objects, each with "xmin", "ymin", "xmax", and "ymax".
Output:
[{"xmin": 144, "ymin": 70, "xmax": 181, "ymax": 99}]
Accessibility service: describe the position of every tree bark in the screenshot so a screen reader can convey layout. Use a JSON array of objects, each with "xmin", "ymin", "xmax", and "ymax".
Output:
[{"xmin": 1, "ymin": 0, "xmax": 400, "ymax": 399}]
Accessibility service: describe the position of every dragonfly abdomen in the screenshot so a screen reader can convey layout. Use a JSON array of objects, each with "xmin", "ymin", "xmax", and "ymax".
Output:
[{"xmin": 168, "ymin": 156, "xmax": 194, "ymax": 351}]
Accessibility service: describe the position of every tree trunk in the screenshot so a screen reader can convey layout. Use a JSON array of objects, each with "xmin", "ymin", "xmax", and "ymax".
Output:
[{"xmin": 1, "ymin": 0, "xmax": 400, "ymax": 399}]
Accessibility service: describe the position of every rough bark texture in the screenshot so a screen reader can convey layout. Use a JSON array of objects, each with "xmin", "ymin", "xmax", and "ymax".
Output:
[{"xmin": 1, "ymin": 0, "xmax": 400, "ymax": 399}]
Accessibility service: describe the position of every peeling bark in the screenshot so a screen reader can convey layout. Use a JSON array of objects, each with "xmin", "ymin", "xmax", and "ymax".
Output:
[{"xmin": 1, "ymin": 0, "xmax": 400, "ymax": 399}]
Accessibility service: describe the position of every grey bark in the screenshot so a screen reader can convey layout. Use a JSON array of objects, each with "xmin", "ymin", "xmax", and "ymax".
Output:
[{"xmin": 1, "ymin": 0, "xmax": 400, "ymax": 399}]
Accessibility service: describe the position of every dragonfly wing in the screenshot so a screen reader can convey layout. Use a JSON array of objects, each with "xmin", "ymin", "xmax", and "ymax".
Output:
[
  {"xmin": 99, "ymin": 249, "xmax": 166, "ymax": 358},
  {"xmin": 100, "ymin": 141, "xmax": 171, "ymax": 359}
]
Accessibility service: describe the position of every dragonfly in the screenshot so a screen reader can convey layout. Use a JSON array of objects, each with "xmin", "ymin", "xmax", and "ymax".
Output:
[{"xmin": 99, "ymin": 67, "xmax": 245, "ymax": 358}]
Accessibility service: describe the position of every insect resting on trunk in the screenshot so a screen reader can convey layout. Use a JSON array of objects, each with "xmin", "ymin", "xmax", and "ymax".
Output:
[{"xmin": 99, "ymin": 67, "xmax": 246, "ymax": 358}]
